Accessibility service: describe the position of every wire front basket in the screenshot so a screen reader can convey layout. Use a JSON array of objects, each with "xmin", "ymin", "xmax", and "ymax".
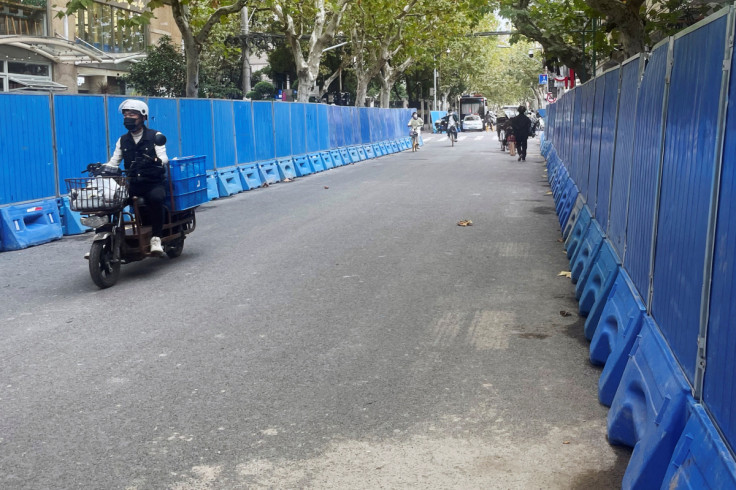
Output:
[{"xmin": 65, "ymin": 176, "xmax": 129, "ymax": 212}]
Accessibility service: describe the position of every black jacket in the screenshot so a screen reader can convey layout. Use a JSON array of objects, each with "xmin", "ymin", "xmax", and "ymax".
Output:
[
  {"xmin": 121, "ymin": 128, "xmax": 165, "ymax": 185},
  {"xmin": 511, "ymin": 113, "xmax": 532, "ymax": 140}
]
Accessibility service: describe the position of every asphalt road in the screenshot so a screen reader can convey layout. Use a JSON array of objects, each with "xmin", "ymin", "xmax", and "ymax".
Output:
[{"xmin": 0, "ymin": 130, "xmax": 630, "ymax": 489}]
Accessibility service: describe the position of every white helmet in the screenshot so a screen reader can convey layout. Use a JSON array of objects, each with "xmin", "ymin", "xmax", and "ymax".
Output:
[{"xmin": 119, "ymin": 99, "xmax": 148, "ymax": 116}]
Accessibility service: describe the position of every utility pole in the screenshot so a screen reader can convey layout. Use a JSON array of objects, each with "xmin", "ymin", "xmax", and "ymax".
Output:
[{"xmin": 241, "ymin": 6, "xmax": 252, "ymax": 98}]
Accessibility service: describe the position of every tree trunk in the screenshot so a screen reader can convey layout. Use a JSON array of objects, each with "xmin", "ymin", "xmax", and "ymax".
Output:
[
  {"xmin": 378, "ymin": 57, "xmax": 412, "ymax": 108},
  {"xmin": 355, "ymin": 76, "xmax": 371, "ymax": 107},
  {"xmin": 272, "ymin": 0, "xmax": 349, "ymax": 103},
  {"xmin": 184, "ymin": 46, "xmax": 200, "ymax": 98}
]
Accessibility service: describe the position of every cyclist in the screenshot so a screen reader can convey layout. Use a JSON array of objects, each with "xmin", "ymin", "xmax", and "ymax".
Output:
[
  {"xmin": 104, "ymin": 99, "xmax": 169, "ymax": 255},
  {"xmin": 407, "ymin": 112, "xmax": 424, "ymax": 150}
]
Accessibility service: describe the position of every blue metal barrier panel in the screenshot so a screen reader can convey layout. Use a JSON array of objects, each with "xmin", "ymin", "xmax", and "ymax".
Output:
[
  {"xmin": 180, "ymin": 99, "xmax": 215, "ymax": 171},
  {"xmin": 704, "ymin": 14, "xmax": 736, "ymax": 451},
  {"xmin": 570, "ymin": 88, "xmax": 583, "ymax": 186},
  {"xmin": 252, "ymin": 101, "xmax": 275, "ymax": 161},
  {"xmin": 317, "ymin": 104, "xmax": 330, "ymax": 150},
  {"xmin": 652, "ymin": 13, "xmax": 729, "ymax": 382},
  {"xmin": 624, "ymin": 42, "xmax": 669, "ymax": 302},
  {"xmin": 274, "ymin": 102, "xmax": 292, "ymax": 158},
  {"xmin": 359, "ymin": 108, "xmax": 372, "ymax": 144},
  {"xmin": 596, "ymin": 67, "xmax": 621, "ymax": 231},
  {"xmin": 305, "ymin": 103, "xmax": 320, "ymax": 153},
  {"xmin": 213, "ymin": 100, "xmax": 237, "ymax": 168},
  {"xmin": 53, "ymin": 95, "xmax": 108, "ymax": 193},
  {"xmin": 0, "ymin": 94, "xmax": 55, "ymax": 205},
  {"xmin": 291, "ymin": 103, "xmax": 307, "ymax": 155},
  {"xmin": 608, "ymin": 57, "xmax": 643, "ymax": 258},
  {"xmin": 587, "ymin": 75, "xmax": 606, "ymax": 212},
  {"xmin": 233, "ymin": 101, "xmax": 256, "ymax": 165},
  {"xmin": 148, "ymin": 97, "xmax": 181, "ymax": 158},
  {"xmin": 342, "ymin": 106, "xmax": 356, "ymax": 146},
  {"xmin": 578, "ymin": 81, "xmax": 596, "ymax": 198}
]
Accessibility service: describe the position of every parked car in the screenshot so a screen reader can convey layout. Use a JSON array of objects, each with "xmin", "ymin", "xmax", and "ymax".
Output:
[{"xmin": 463, "ymin": 114, "xmax": 483, "ymax": 131}]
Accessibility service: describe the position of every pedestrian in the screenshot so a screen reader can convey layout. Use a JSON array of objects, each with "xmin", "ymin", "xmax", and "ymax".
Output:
[{"xmin": 511, "ymin": 105, "xmax": 532, "ymax": 162}]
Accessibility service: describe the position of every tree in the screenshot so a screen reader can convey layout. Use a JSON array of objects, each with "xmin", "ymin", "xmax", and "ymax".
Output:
[
  {"xmin": 61, "ymin": 0, "xmax": 251, "ymax": 97},
  {"xmin": 500, "ymin": 0, "xmax": 724, "ymax": 83},
  {"xmin": 246, "ymin": 81, "xmax": 276, "ymax": 100},
  {"xmin": 124, "ymin": 36, "xmax": 186, "ymax": 97},
  {"xmin": 269, "ymin": 0, "xmax": 351, "ymax": 102}
]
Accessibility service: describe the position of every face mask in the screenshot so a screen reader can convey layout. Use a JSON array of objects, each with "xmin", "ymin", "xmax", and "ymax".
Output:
[
  {"xmin": 413, "ymin": 115, "xmax": 417, "ymax": 119},
  {"xmin": 124, "ymin": 117, "xmax": 140, "ymax": 131}
]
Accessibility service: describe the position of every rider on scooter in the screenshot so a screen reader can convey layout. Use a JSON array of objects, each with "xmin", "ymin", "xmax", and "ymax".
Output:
[{"xmin": 104, "ymin": 99, "xmax": 169, "ymax": 255}]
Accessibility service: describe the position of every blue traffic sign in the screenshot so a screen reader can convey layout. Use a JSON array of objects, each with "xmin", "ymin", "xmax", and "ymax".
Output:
[{"xmin": 539, "ymin": 74, "xmax": 548, "ymax": 85}]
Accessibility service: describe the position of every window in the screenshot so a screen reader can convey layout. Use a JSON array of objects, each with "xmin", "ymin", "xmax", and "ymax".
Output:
[
  {"xmin": 0, "ymin": 0, "xmax": 48, "ymax": 36},
  {"xmin": 77, "ymin": 1, "xmax": 146, "ymax": 53},
  {"xmin": 1, "ymin": 60, "xmax": 64, "ymax": 92}
]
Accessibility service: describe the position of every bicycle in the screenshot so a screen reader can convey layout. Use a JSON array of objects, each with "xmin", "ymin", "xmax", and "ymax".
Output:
[
  {"xmin": 410, "ymin": 129, "xmax": 420, "ymax": 152},
  {"xmin": 448, "ymin": 125, "xmax": 458, "ymax": 147}
]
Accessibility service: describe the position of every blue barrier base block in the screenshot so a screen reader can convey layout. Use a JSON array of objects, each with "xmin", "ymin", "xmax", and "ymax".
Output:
[
  {"xmin": 206, "ymin": 171, "xmax": 220, "ymax": 200},
  {"xmin": 330, "ymin": 150, "xmax": 345, "ymax": 166},
  {"xmin": 238, "ymin": 163, "xmax": 264, "ymax": 190},
  {"xmin": 347, "ymin": 147, "xmax": 361, "ymax": 162},
  {"xmin": 558, "ymin": 181, "xmax": 580, "ymax": 231},
  {"xmin": 0, "ymin": 199, "xmax": 63, "ymax": 251},
  {"xmin": 571, "ymin": 219, "xmax": 605, "ymax": 284},
  {"xmin": 293, "ymin": 155, "xmax": 313, "ymax": 177},
  {"xmin": 276, "ymin": 158, "xmax": 298, "ymax": 180},
  {"xmin": 589, "ymin": 271, "xmax": 648, "ymax": 406},
  {"xmin": 662, "ymin": 401, "xmax": 736, "ymax": 489},
  {"xmin": 339, "ymin": 148, "xmax": 353, "ymax": 164},
  {"xmin": 319, "ymin": 151, "xmax": 335, "ymax": 169},
  {"xmin": 372, "ymin": 143, "xmax": 384, "ymax": 157},
  {"xmin": 356, "ymin": 146, "xmax": 368, "ymax": 161},
  {"xmin": 217, "ymin": 167, "xmax": 244, "ymax": 196},
  {"xmin": 308, "ymin": 153, "xmax": 326, "ymax": 172},
  {"xmin": 566, "ymin": 205, "xmax": 592, "ymax": 260},
  {"xmin": 258, "ymin": 160, "xmax": 281, "ymax": 185},
  {"xmin": 562, "ymin": 195, "xmax": 584, "ymax": 241},
  {"xmin": 607, "ymin": 319, "xmax": 693, "ymax": 489},
  {"xmin": 578, "ymin": 242, "xmax": 621, "ymax": 330},
  {"xmin": 363, "ymin": 145, "xmax": 376, "ymax": 159},
  {"xmin": 57, "ymin": 197, "xmax": 89, "ymax": 235}
]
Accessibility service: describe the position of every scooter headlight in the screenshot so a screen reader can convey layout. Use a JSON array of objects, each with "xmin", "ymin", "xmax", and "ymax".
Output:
[{"xmin": 80, "ymin": 215, "xmax": 109, "ymax": 228}]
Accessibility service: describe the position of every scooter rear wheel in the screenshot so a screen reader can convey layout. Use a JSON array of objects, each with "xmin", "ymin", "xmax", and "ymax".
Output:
[
  {"xmin": 166, "ymin": 238, "xmax": 185, "ymax": 258},
  {"xmin": 89, "ymin": 239, "xmax": 120, "ymax": 289}
]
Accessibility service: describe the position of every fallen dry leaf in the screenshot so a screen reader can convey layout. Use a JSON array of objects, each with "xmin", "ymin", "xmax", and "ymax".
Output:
[
  {"xmin": 283, "ymin": 178, "xmax": 293, "ymax": 182},
  {"xmin": 457, "ymin": 220, "xmax": 473, "ymax": 227},
  {"xmin": 558, "ymin": 271, "xmax": 572, "ymax": 278},
  {"xmin": 557, "ymin": 238, "xmax": 564, "ymax": 243},
  {"xmin": 546, "ymin": 191, "xmax": 553, "ymax": 195},
  {"xmin": 559, "ymin": 311, "xmax": 572, "ymax": 317},
  {"xmin": 324, "ymin": 186, "xmax": 329, "ymax": 189},
  {"xmin": 563, "ymin": 441, "xmax": 571, "ymax": 445},
  {"xmin": 262, "ymin": 182, "xmax": 270, "ymax": 188}
]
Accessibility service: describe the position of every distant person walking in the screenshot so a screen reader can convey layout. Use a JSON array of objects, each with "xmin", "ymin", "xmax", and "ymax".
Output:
[{"xmin": 511, "ymin": 105, "xmax": 532, "ymax": 162}]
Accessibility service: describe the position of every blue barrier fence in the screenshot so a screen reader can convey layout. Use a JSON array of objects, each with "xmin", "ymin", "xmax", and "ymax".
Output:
[
  {"xmin": 0, "ymin": 96, "xmax": 413, "ymax": 206},
  {"xmin": 543, "ymin": 5, "xmax": 736, "ymax": 488}
]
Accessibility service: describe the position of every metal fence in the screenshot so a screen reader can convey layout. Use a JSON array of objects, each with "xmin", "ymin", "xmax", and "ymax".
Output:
[
  {"xmin": 545, "ymin": 6, "xmax": 736, "ymax": 455},
  {"xmin": 0, "ymin": 94, "xmax": 412, "ymax": 206}
]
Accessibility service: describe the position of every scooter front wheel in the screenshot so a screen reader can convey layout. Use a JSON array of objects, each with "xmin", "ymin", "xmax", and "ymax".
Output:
[{"xmin": 89, "ymin": 239, "xmax": 120, "ymax": 289}]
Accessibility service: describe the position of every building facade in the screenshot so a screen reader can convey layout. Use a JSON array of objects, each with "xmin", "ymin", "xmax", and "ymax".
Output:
[{"xmin": 0, "ymin": 0, "xmax": 181, "ymax": 94}]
